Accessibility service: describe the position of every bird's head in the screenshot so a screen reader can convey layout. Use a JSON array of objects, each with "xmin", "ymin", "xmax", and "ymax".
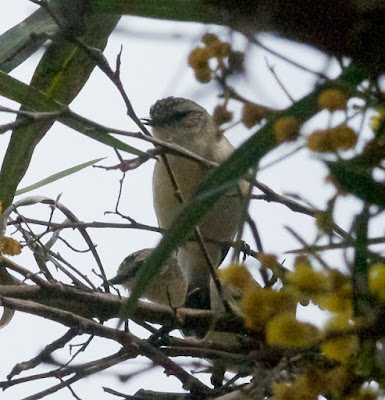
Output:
[
  {"xmin": 144, "ymin": 97, "xmax": 215, "ymax": 146},
  {"xmin": 109, "ymin": 248, "xmax": 153, "ymax": 287}
]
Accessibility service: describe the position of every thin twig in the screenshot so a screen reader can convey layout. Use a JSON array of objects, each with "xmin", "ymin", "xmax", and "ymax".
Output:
[
  {"xmin": 248, "ymin": 35, "xmax": 329, "ymax": 79},
  {"xmin": 7, "ymin": 328, "xmax": 79, "ymax": 379},
  {"xmin": 265, "ymin": 58, "xmax": 295, "ymax": 102},
  {"xmin": 285, "ymin": 226, "xmax": 331, "ymax": 270}
]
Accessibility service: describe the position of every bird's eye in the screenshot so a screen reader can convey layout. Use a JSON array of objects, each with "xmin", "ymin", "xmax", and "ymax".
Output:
[
  {"xmin": 126, "ymin": 260, "xmax": 146, "ymax": 279},
  {"xmin": 172, "ymin": 111, "xmax": 189, "ymax": 122}
]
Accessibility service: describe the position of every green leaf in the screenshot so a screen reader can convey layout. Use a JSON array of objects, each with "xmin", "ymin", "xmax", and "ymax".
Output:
[
  {"xmin": 0, "ymin": 71, "xmax": 149, "ymax": 205},
  {"xmin": 15, "ymin": 157, "xmax": 105, "ymax": 196},
  {"xmin": 0, "ymin": 8, "xmax": 58, "ymax": 73},
  {"xmin": 328, "ymin": 160, "xmax": 385, "ymax": 209},
  {"xmin": 121, "ymin": 63, "xmax": 368, "ymax": 318},
  {"xmin": 89, "ymin": 0, "xmax": 218, "ymax": 24},
  {"xmin": 353, "ymin": 205, "xmax": 370, "ymax": 316},
  {"xmin": 0, "ymin": 8, "xmax": 121, "ymax": 209},
  {"xmin": 0, "ymin": 71, "xmax": 149, "ymax": 158}
]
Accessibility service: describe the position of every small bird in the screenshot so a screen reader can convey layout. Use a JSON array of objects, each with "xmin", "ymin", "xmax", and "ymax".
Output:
[
  {"xmin": 109, "ymin": 248, "xmax": 248, "ymax": 315},
  {"xmin": 147, "ymin": 97, "xmax": 246, "ymax": 315},
  {"xmin": 110, "ymin": 248, "xmax": 253, "ymax": 387},
  {"xmin": 109, "ymin": 248, "xmax": 186, "ymax": 308}
]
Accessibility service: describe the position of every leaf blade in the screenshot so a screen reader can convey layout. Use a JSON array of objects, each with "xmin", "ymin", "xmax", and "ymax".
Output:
[
  {"xmin": 0, "ymin": 10, "xmax": 121, "ymax": 208},
  {"xmin": 15, "ymin": 157, "xmax": 105, "ymax": 196},
  {"xmin": 0, "ymin": 7, "xmax": 58, "ymax": 73}
]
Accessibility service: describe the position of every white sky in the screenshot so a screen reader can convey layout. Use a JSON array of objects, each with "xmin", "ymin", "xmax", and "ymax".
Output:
[{"xmin": 0, "ymin": 2, "xmax": 372, "ymax": 399}]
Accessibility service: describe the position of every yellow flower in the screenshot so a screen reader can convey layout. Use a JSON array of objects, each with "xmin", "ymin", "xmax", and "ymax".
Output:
[
  {"xmin": 212, "ymin": 105, "xmax": 233, "ymax": 126},
  {"xmin": 267, "ymin": 312, "xmax": 319, "ymax": 348},
  {"xmin": 273, "ymin": 381, "xmax": 297, "ymax": 400},
  {"xmin": 201, "ymin": 33, "xmax": 220, "ymax": 46},
  {"xmin": 219, "ymin": 264, "xmax": 254, "ymax": 290},
  {"xmin": 302, "ymin": 367, "xmax": 327, "ymax": 397},
  {"xmin": 370, "ymin": 108, "xmax": 385, "ymax": 132},
  {"xmin": 294, "ymin": 255, "xmax": 310, "ymax": 266},
  {"xmin": 241, "ymin": 102, "xmax": 271, "ymax": 128},
  {"xmin": 258, "ymin": 253, "xmax": 278, "ymax": 271},
  {"xmin": 316, "ymin": 291, "xmax": 353, "ymax": 315},
  {"xmin": 241, "ymin": 287, "xmax": 295, "ymax": 331},
  {"xmin": 322, "ymin": 315, "xmax": 358, "ymax": 362},
  {"xmin": 323, "ymin": 366, "xmax": 357, "ymax": 398},
  {"xmin": 194, "ymin": 66, "xmax": 212, "ymax": 83},
  {"xmin": 318, "ymin": 89, "xmax": 348, "ymax": 111},
  {"xmin": 286, "ymin": 263, "xmax": 329, "ymax": 301},
  {"xmin": 329, "ymin": 268, "xmax": 350, "ymax": 291},
  {"xmin": 188, "ymin": 47, "xmax": 210, "ymax": 70},
  {"xmin": 307, "ymin": 126, "xmax": 357, "ymax": 152},
  {"xmin": 369, "ymin": 263, "xmax": 385, "ymax": 301},
  {"xmin": 312, "ymin": 269, "xmax": 352, "ymax": 314},
  {"xmin": 332, "ymin": 125, "xmax": 357, "ymax": 149},
  {"xmin": 217, "ymin": 265, "xmax": 258, "ymax": 316},
  {"xmin": 208, "ymin": 41, "xmax": 231, "ymax": 58},
  {"xmin": 0, "ymin": 237, "xmax": 22, "ymax": 256},
  {"xmin": 307, "ymin": 129, "xmax": 333, "ymax": 152},
  {"xmin": 273, "ymin": 373, "xmax": 320, "ymax": 400},
  {"xmin": 274, "ymin": 116, "xmax": 300, "ymax": 143}
]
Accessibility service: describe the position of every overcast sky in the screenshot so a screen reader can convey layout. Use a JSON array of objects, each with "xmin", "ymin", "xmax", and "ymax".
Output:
[{"xmin": 0, "ymin": 2, "xmax": 370, "ymax": 399}]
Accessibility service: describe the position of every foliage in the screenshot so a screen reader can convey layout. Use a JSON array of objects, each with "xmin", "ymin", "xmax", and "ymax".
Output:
[{"xmin": 0, "ymin": 1, "xmax": 385, "ymax": 399}]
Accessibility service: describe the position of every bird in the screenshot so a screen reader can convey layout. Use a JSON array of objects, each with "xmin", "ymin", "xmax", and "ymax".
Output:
[
  {"xmin": 109, "ymin": 248, "xmax": 247, "ymax": 315},
  {"xmin": 110, "ymin": 248, "xmax": 254, "ymax": 387},
  {"xmin": 146, "ymin": 97, "xmax": 247, "ymax": 316},
  {"xmin": 109, "ymin": 248, "xmax": 186, "ymax": 308}
]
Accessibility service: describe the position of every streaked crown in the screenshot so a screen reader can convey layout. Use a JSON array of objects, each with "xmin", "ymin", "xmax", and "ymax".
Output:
[{"xmin": 148, "ymin": 97, "xmax": 207, "ymax": 128}]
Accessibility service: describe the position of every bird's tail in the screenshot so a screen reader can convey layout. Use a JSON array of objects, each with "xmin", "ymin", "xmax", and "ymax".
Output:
[{"xmin": 182, "ymin": 285, "xmax": 211, "ymax": 338}]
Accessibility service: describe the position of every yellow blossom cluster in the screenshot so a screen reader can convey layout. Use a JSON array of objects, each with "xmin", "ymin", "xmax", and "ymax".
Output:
[
  {"xmin": 316, "ymin": 269, "xmax": 353, "ymax": 315},
  {"xmin": 285, "ymin": 259, "xmax": 353, "ymax": 317},
  {"xmin": 321, "ymin": 315, "xmax": 358, "ymax": 362},
  {"xmin": 241, "ymin": 286, "xmax": 296, "ymax": 332},
  {"xmin": 258, "ymin": 252, "xmax": 287, "ymax": 282},
  {"xmin": 240, "ymin": 253, "xmax": 358, "ymax": 354},
  {"xmin": 0, "ymin": 200, "xmax": 22, "ymax": 256},
  {"xmin": 188, "ymin": 33, "xmax": 243, "ymax": 84},
  {"xmin": 318, "ymin": 89, "xmax": 348, "ymax": 112},
  {"xmin": 258, "ymin": 252, "xmax": 281, "ymax": 273},
  {"xmin": 370, "ymin": 107, "xmax": 385, "ymax": 132},
  {"xmin": 226, "ymin": 253, "xmax": 364, "ymax": 374},
  {"xmin": 273, "ymin": 365, "xmax": 365, "ymax": 400},
  {"xmin": 285, "ymin": 260, "xmax": 330, "ymax": 304},
  {"xmin": 284, "ymin": 260, "xmax": 357, "ymax": 361},
  {"xmin": 307, "ymin": 125, "xmax": 357, "ymax": 152},
  {"xmin": 212, "ymin": 104, "xmax": 233, "ymax": 127},
  {"xmin": 239, "ymin": 255, "xmax": 322, "ymax": 346},
  {"xmin": 218, "ymin": 264, "xmax": 260, "ymax": 315},
  {"xmin": 219, "ymin": 264, "xmax": 254, "ymax": 291},
  {"xmin": 0, "ymin": 237, "xmax": 21, "ymax": 256},
  {"xmin": 214, "ymin": 264, "xmax": 253, "ymax": 318},
  {"xmin": 369, "ymin": 263, "xmax": 385, "ymax": 301},
  {"xmin": 267, "ymin": 312, "xmax": 319, "ymax": 347},
  {"xmin": 241, "ymin": 101, "xmax": 271, "ymax": 128},
  {"xmin": 273, "ymin": 370, "xmax": 324, "ymax": 400},
  {"xmin": 274, "ymin": 116, "xmax": 300, "ymax": 143}
]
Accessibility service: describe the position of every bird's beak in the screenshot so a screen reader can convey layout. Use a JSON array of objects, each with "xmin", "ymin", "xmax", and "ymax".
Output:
[
  {"xmin": 141, "ymin": 117, "xmax": 152, "ymax": 126},
  {"xmin": 108, "ymin": 275, "xmax": 127, "ymax": 285}
]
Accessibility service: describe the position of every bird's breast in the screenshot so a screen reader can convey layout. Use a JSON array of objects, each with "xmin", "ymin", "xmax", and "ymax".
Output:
[
  {"xmin": 153, "ymin": 154, "xmax": 245, "ymax": 243},
  {"xmin": 153, "ymin": 155, "xmax": 207, "ymax": 229}
]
